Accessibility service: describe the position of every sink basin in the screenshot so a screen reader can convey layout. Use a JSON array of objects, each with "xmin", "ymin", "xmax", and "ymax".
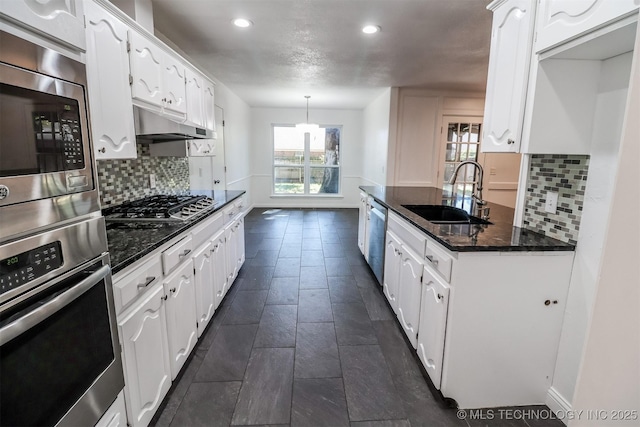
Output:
[{"xmin": 401, "ymin": 205, "xmax": 492, "ymax": 225}]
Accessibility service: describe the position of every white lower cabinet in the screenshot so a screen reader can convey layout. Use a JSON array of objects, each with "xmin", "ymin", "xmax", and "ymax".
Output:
[
  {"xmin": 115, "ymin": 201, "xmax": 246, "ymax": 426},
  {"xmin": 417, "ymin": 266, "xmax": 449, "ymax": 389},
  {"xmin": 95, "ymin": 391, "xmax": 127, "ymax": 427},
  {"xmin": 164, "ymin": 260, "xmax": 197, "ymax": 380},
  {"xmin": 357, "ymin": 192, "xmax": 368, "ymax": 255},
  {"xmin": 118, "ymin": 284, "xmax": 171, "ymax": 427},
  {"xmin": 373, "ymin": 205, "xmax": 575, "ymax": 408},
  {"xmin": 211, "ymin": 229, "xmax": 227, "ymax": 308},
  {"xmin": 224, "ymin": 214, "xmax": 245, "ymax": 286},
  {"xmin": 382, "ymin": 231, "xmax": 402, "ymax": 314},
  {"xmin": 193, "ymin": 241, "xmax": 214, "ymax": 338},
  {"xmin": 396, "ymin": 245, "xmax": 424, "ymax": 349}
]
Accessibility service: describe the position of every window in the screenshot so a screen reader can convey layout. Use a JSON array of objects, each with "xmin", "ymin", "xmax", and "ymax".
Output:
[
  {"xmin": 273, "ymin": 125, "xmax": 341, "ymax": 195},
  {"xmin": 441, "ymin": 120, "xmax": 482, "ymax": 208}
]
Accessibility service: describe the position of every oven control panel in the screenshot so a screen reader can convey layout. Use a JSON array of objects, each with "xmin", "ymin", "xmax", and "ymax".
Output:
[{"xmin": 0, "ymin": 242, "xmax": 63, "ymax": 295}]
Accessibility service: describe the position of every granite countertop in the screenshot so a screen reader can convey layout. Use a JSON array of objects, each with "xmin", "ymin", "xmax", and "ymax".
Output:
[
  {"xmin": 106, "ymin": 190, "xmax": 245, "ymax": 274},
  {"xmin": 359, "ymin": 186, "xmax": 574, "ymax": 252}
]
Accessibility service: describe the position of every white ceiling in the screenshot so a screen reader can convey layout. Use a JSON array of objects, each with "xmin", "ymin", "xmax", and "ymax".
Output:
[{"xmin": 151, "ymin": 0, "xmax": 493, "ymax": 109}]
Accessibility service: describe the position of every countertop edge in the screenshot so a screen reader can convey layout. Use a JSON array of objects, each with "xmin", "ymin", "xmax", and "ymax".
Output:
[{"xmin": 359, "ymin": 186, "xmax": 575, "ymax": 253}]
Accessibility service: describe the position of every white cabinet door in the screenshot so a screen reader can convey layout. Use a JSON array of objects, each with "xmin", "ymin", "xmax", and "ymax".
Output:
[
  {"xmin": 129, "ymin": 31, "xmax": 163, "ymax": 109},
  {"xmin": 382, "ymin": 231, "xmax": 402, "ymax": 314},
  {"xmin": 162, "ymin": 53, "xmax": 186, "ymax": 116},
  {"xmin": 225, "ymin": 221, "xmax": 238, "ymax": 286},
  {"xmin": 211, "ymin": 230, "xmax": 227, "ymax": 309},
  {"xmin": 417, "ymin": 266, "xmax": 450, "ymax": 389},
  {"xmin": 357, "ymin": 192, "xmax": 367, "ymax": 255},
  {"xmin": 482, "ymin": 0, "xmax": 536, "ymax": 153},
  {"xmin": 119, "ymin": 284, "xmax": 171, "ymax": 427},
  {"xmin": 193, "ymin": 241, "xmax": 215, "ymax": 338},
  {"xmin": 188, "ymin": 139, "xmax": 216, "ymax": 156},
  {"xmin": 203, "ymin": 79, "xmax": 216, "ymax": 132},
  {"xmin": 164, "ymin": 260, "xmax": 197, "ymax": 380},
  {"xmin": 185, "ymin": 68, "xmax": 204, "ymax": 127},
  {"xmin": 396, "ymin": 246, "xmax": 424, "ymax": 348},
  {"xmin": 84, "ymin": 1, "xmax": 136, "ymax": 159},
  {"xmin": 235, "ymin": 216, "xmax": 245, "ymax": 274},
  {"xmin": 535, "ymin": 0, "xmax": 640, "ymax": 53},
  {"xmin": 0, "ymin": 0, "xmax": 85, "ymax": 50}
]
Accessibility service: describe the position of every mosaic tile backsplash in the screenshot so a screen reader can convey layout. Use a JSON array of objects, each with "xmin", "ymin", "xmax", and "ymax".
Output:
[
  {"xmin": 96, "ymin": 144, "xmax": 189, "ymax": 207},
  {"xmin": 523, "ymin": 154, "xmax": 590, "ymax": 245}
]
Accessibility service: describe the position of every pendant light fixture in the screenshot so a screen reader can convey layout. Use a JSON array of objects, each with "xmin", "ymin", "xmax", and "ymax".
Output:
[{"xmin": 296, "ymin": 95, "xmax": 319, "ymax": 133}]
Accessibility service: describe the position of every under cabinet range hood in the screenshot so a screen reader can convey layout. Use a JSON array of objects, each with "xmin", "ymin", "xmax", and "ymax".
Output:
[{"xmin": 134, "ymin": 106, "xmax": 213, "ymax": 141}]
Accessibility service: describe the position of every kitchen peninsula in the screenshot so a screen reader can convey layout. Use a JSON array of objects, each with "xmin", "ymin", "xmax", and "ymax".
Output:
[{"xmin": 358, "ymin": 185, "xmax": 575, "ymax": 410}]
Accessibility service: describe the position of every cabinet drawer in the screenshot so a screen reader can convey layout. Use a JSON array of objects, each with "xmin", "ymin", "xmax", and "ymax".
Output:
[
  {"xmin": 113, "ymin": 255, "xmax": 162, "ymax": 316},
  {"xmin": 162, "ymin": 236, "xmax": 193, "ymax": 275},
  {"xmin": 234, "ymin": 196, "xmax": 246, "ymax": 213},
  {"xmin": 424, "ymin": 240, "xmax": 453, "ymax": 283},
  {"xmin": 388, "ymin": 212, "xmax": 426, "ymax": 256},
  {"xmin": 222, "ymin": 204, "xmax": 238, "ymax": 225},
  {"xmin": 191, "ymin": 212, "xmax": 223, "ymax": 249}
]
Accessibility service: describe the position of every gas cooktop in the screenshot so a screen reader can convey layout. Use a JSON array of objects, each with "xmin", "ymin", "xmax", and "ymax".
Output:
[{"xmin": 103, "ymin": 195, "xmax": 218, "ymax": 222}]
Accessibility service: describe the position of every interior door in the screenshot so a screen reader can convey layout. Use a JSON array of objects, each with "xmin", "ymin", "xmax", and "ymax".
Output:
[{"xmin": 212, "ymin": 105, "xmax": 227, "ymax": 191}]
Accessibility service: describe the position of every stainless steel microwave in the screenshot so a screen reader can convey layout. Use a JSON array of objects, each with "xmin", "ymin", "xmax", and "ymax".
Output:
[{"xmin": 0, "ymin": 30, "xmax": 100, "ymax": 243}]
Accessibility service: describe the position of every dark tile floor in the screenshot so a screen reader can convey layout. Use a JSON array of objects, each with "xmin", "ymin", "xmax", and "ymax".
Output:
[{"xmin": 151, "ymin": 208, "xmax": 564, "ymax": 427}]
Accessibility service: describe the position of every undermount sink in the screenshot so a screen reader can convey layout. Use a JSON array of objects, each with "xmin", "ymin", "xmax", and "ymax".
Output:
[{"xmin": 401, "ymin": 204, "xmax": 492, "ymax": 225}]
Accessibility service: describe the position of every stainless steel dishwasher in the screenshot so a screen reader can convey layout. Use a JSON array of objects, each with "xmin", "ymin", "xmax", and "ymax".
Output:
[{"xmin": 366, "ymin": 198, "xmax": 387, "ymax": 285}]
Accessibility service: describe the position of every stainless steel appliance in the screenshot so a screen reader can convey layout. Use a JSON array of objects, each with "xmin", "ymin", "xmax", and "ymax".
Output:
[
  {"xmin": 103, "ymin": 194, "xmax": 218, "ymax": 222},
  {"xmin": 0, "ymin": 30, "xmax": 123, "ymax": 427},
  {"xmin": 366, "ymin": 198, "xmax": 387, "ymax": 285},
  {"xmin": 134, "ymin": 106, "xmax": 213, "ymax": 141},
  {"xmin": 0, "ymin": 30, "xmax": 99, "ymax": 242},
  {"xmin": 0, "ymin": 217, "xmax": 124, "ymax": 427}
]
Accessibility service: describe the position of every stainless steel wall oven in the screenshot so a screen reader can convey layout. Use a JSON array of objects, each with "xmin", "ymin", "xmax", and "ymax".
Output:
[{"xmin": 0, "ymin": 30, "xmax": 123, "ymax": 427}]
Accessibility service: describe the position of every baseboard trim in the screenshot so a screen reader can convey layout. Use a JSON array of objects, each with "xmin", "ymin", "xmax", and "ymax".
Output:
[{"xmin": 546, "ymin": 387, "xmax": 571, "ymax": 426}]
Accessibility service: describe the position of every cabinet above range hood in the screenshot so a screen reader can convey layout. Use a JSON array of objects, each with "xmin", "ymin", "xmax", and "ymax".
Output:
[{"xmin": 134, "ymin": 106, "xmax": 214, "ymax": 142}]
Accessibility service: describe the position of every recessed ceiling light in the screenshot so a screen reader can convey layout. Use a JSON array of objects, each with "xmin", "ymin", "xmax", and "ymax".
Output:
[
  {"xmin": 233, "ymin": 18, "xmax": 253, "ymax": 28},
  {"xmin": 362, "ymin": 25, "xmax": 380, "ymax": 34}
]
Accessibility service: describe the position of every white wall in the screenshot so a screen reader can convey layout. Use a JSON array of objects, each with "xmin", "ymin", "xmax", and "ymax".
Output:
[
  {"xmin": 213, "ymin": 80, "xmax": 253, "ymax": 205},
  {"xmin": 547, "ymin": 52, "xmax": 633, "ymax": 414},
  {"xmin": 250, "ymin": 107, "xmax": 363, "ymax": 208},
  {"xmin": 362, "ymin": 88, "xmax": 392, "ymax": 186},
  {"xmin": 568, "ymin": 32, "xmax": 639, "ymax": 426}
]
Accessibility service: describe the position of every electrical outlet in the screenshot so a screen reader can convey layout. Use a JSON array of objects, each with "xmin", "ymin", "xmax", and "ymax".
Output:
[
  {"xmin": 149, "ymin": 173, "xmax": 156, "ymax": 189},
  {"xmin": 545, "ymin": 191, "xmax": 558, "ymax": 214}
]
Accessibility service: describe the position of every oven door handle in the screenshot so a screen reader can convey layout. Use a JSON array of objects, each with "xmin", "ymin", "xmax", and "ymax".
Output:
[{"xmin": 0, "ymin": 265, "xmax": 111, "ymax": 346}]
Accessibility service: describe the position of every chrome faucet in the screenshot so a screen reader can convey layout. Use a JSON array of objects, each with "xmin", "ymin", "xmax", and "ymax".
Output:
[{"xmin": 448, "ymin": 160, "xmax": 490, "ymax": 220}]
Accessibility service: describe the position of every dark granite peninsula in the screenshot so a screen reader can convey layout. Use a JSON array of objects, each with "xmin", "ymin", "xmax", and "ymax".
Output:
[
  {"xmin": 359, "ymin": 186, "xmax": 574, "ymax": 252},
  {"xmin": 106, "ymin": 190, "xmax": 245, "ymax": 273}
]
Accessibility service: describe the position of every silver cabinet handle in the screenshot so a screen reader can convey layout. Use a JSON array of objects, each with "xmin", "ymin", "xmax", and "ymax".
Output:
[
  {"xmin": 507, "ymin": 139, "xmax": 515, "ymax": 145},
  {"xmin": 137, "ymin": 276, "xmax": 155, "ymax": 289},
  {"xmin": 437, "ymin": 293, "xmax": 443, "ymax": 300},
  {"xmin": 425, "ymin": 254, "xmax": 439, "ymax": 266},
  {"xmin": 170, "ymin": 287, "xmax": 176, "ymax": 293},
  {"xmin": 179, "ymin": 249, "xmax": 191, "ymax": 258},
  {"xmin": 98, "ymin": 147, "xmax": 106, "ymax": 153}
]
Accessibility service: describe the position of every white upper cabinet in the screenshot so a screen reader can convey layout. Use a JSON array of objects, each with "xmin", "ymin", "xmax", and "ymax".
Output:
[
  {"xmin": 129, "ymin": 30, "xmax": 163, "ymax": 109},
  {"xmin": 203, "ymin": 79, "xmax": 217, "ymax": 133},
  {"xmin": 535, "ymin": 0, "xmax": 640, "ymax": 53},
  {"xmin": 161, "ymin": 52, "xmax": 186, "ymax": 117},
  {"xmin": 84, "ymin": 0, "xmax": 136, "ymax": 159},
  {"xmin": 0, "ymin": 0, "xmax": 86, "ymax": 50},
  {"xmin": 185, "ymin": 68, "xmax": 205, "ymax": 127},
  {"xmin": 129, "ymin": 30, "xmax": 186, "ymax": 119},
  {"xmin": 482, "ymin": 0, "xmax": 536, "ymax": 153}
]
